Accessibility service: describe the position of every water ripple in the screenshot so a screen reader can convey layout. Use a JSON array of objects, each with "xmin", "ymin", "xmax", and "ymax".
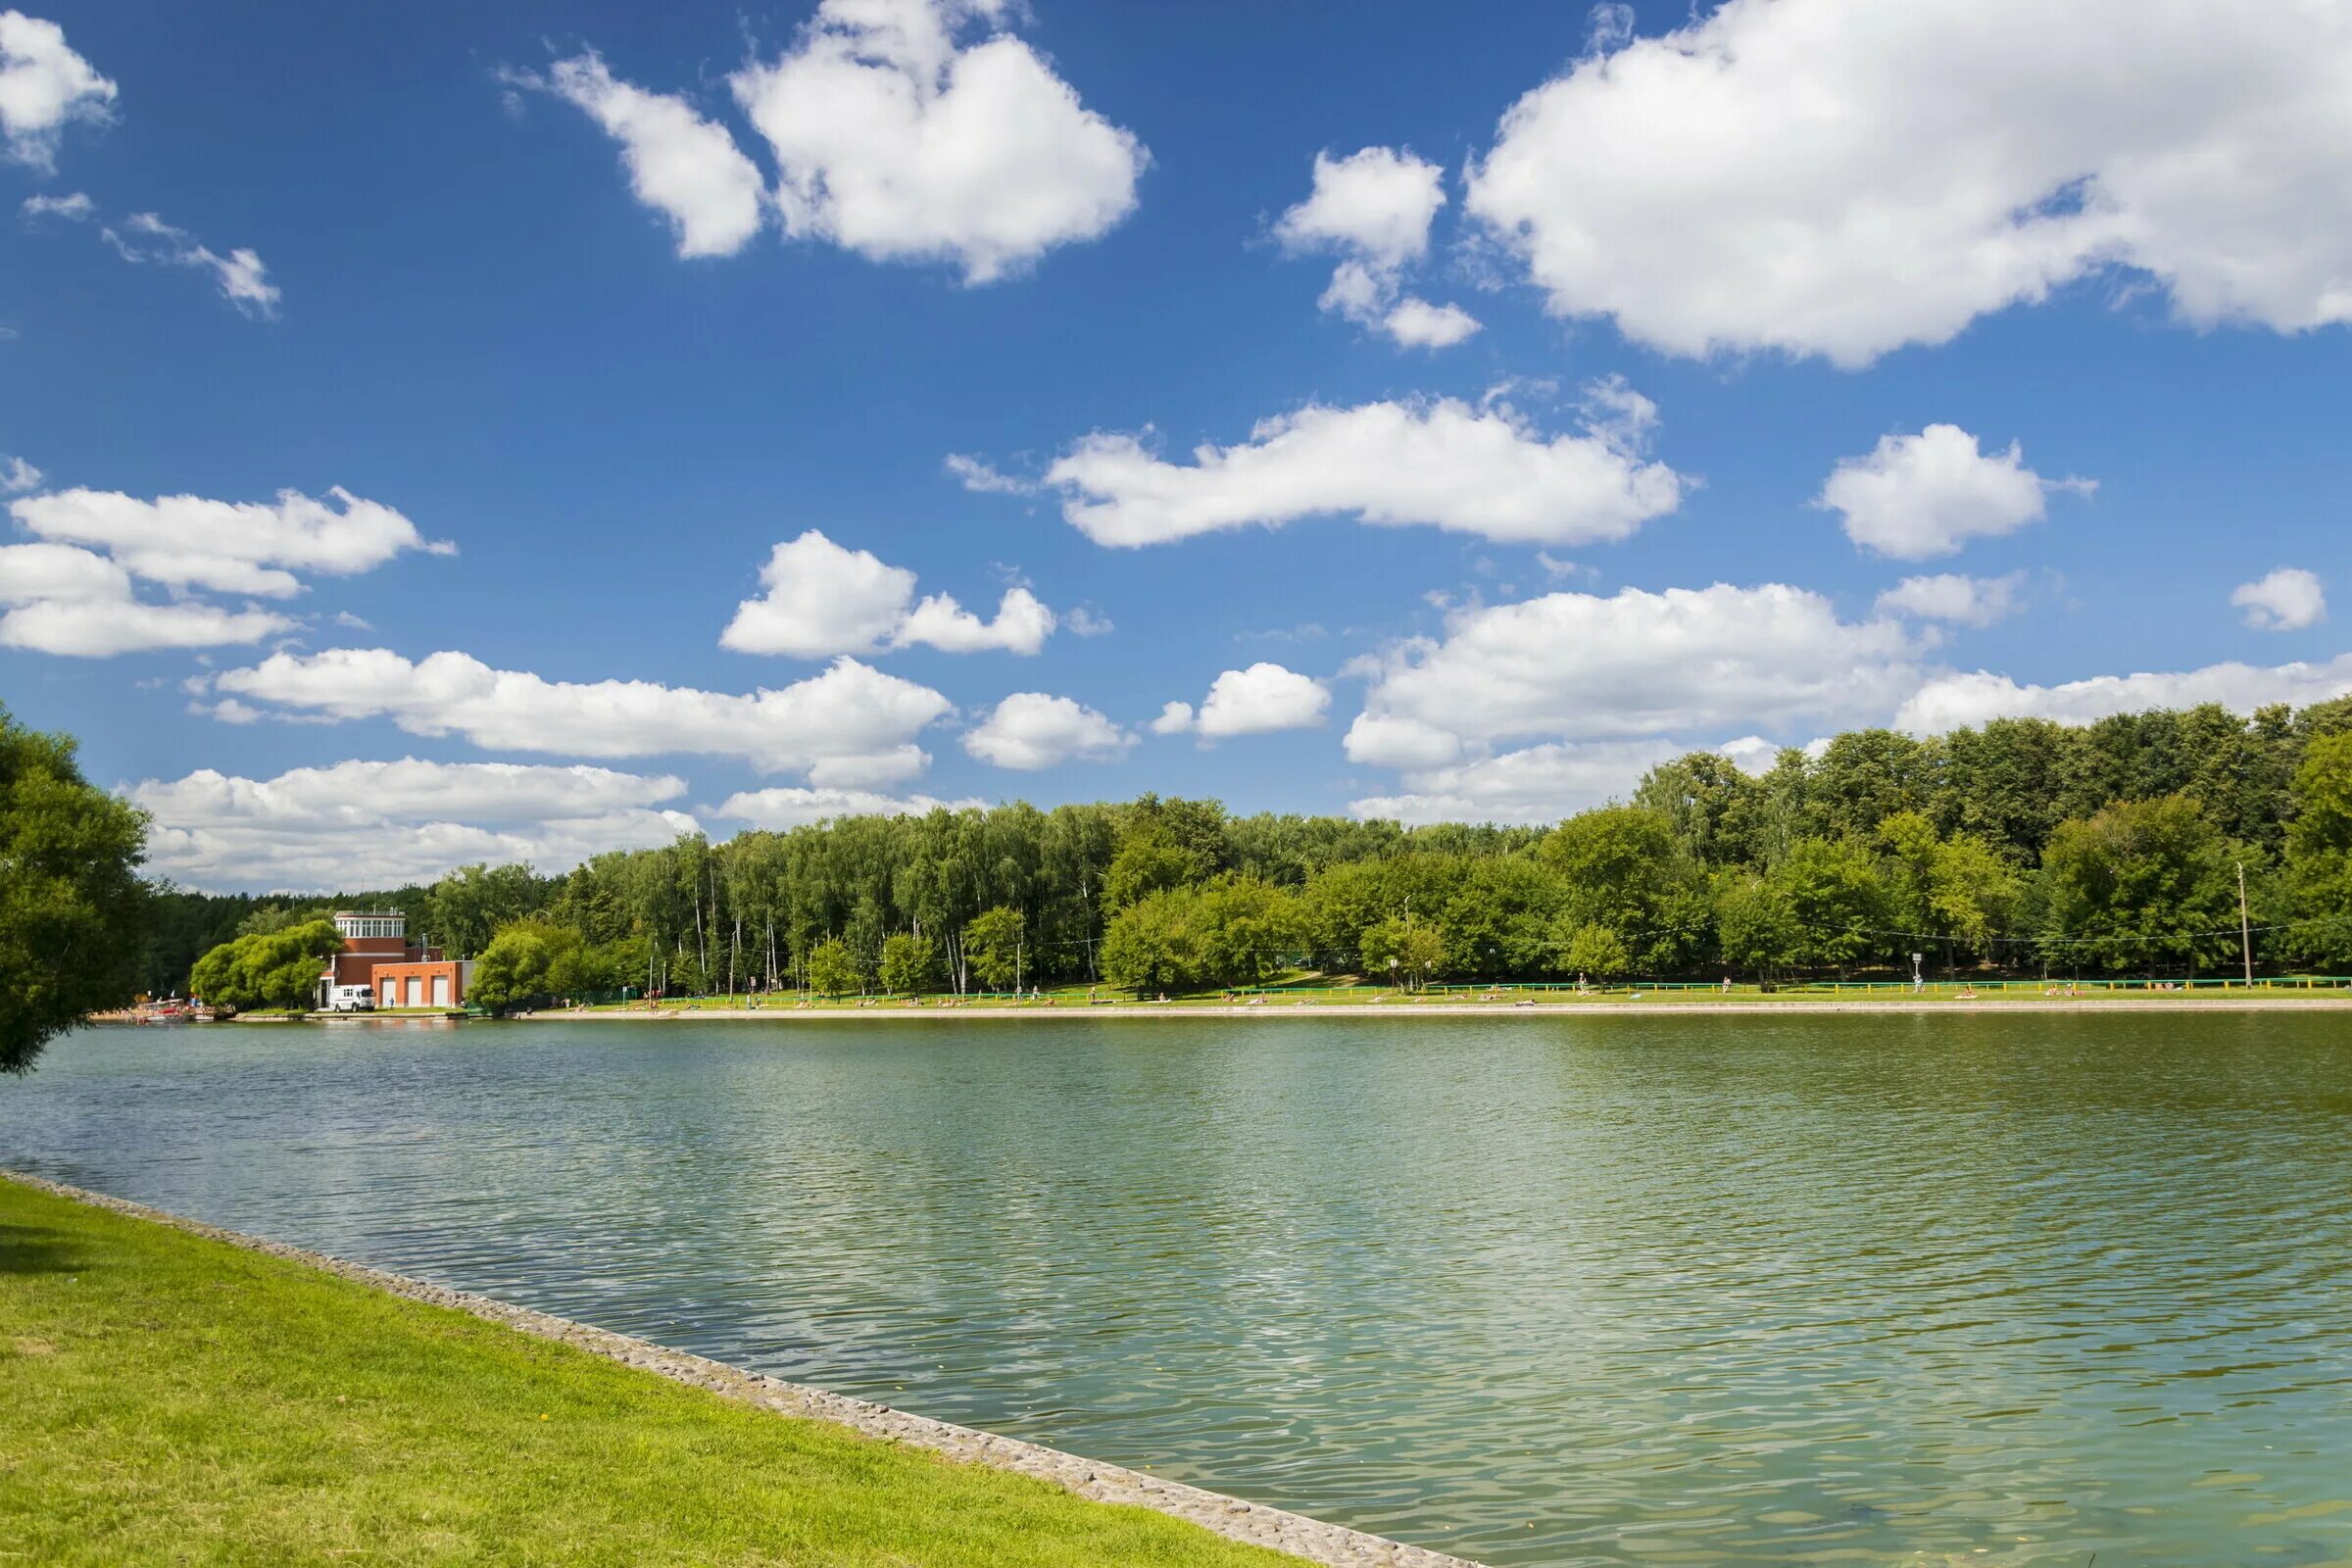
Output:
[{"xmin": 5, "ymin": 1012, "xmax": 2349, "ymax": 1566}]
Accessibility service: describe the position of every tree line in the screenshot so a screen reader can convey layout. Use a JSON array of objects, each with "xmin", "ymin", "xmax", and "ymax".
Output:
[{"xmin": 163, "ymin": 696, "xmax": 2352, "ymax": 1009}]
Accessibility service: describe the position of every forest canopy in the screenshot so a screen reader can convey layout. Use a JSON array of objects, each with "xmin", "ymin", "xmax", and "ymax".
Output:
[{"xmin": 151, "ymin": 697, "xmax": 2352, "ymax": 1004}]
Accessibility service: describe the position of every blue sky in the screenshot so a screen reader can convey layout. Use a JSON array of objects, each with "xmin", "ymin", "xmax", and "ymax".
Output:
[{"xmin": 2, "ymin": 0, "xmax": 2347, "ymax": 889}]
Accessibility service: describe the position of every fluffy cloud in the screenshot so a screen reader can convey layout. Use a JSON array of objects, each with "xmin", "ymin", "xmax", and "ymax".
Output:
[
  {"xmin": 961, "ymin": 691, "xmax": 1131, "ymax": 769},
  {"xmin": 530, "ymin": 52, "xmax": 765, "ymax": 259},
  {"xmin": 1040, "ymin": 381, "xmax": 1683, "ymax": 548},
  {"xmin": 2231, "ymin": 567, "xmax": 2327, "ymax": 632},
  {"xmin": 130, "ymin": 759, "xmax": 699, "ymax": 892},
  {"xmin": 1717, "ymin": 735, "xmax": 1789, "ymax": 776},
  {"xmin": 717, "ymin": 785, "xmax": 985, "ymax": 829},
  {"xmin": 1820, "ymin": 425, "xmax": 2090, "ymax": 559},
  {"xmin": 1348, "ymin": 739, "xmax": 1684, "ymax": 826},
  {"xmin": 1873, "ymin": 571, "xmax": 2025, "ymax": 627},
  {"xmin": 1464, "ymin": 0, "xmax": 2352, "ymax": 366},
  {"xmin": 210, "ymin": 648, "xmax": 953, "ymax": 782},
  {"xmin": 0, "ymin": 538, "xmax": 124, "ymax": 602},
  {"xmin": 12, "ymin": 485, "xmax": 451, "ymax": 597},
  {"xmin": 19, "ymin": 188, "xmax": 88, "ymax": 220},
  {"xmin": 898, "ymin": 585, "xmax": 1054, "ymax": 654},
  {"xmin": 1, "ymin": 454, "xmax": 39, "ymax": 492},
  {"xmin": 1154, "ymin": 662, "xmax": 1330, "ymax": 740},
  {"xmin": 1277, "ymin": 147, "xmax": 1480, "ymax": 349},
  {"xmin": 1896, "ymin": 656, "xmax": 2352, "ymax": 734},
  {"xmin": 0, "ymin": 10, "xmax": 114, "ymax": 170},
  {"xmin": 730, "ymin": 0, "xmax": 1145, "ymax": 282},
  {"xmin": 721, "ymin": 530, "xmax": 916, "ymax": 657},
  {"xmin": 1379, "ymin": 296, "xmax": 1482, "ymax": 349},
  {"xmin": 1276, "ymin": 145, "xmax": 1444, "ymax": 269},
  {"xmin": 101, "ymin": 212, "xmax": 280, "ymax": 317},
  {"xmin": 1347, "ymin": 583, "xmax": 1924, "ymax": 765},
  {"xmin": 0, "ymin": 541, "xmax": 292, "ymax": 655},
  {"xmin": 720, "ymin": 528, "xmax": 1055, "ymax": 657}
]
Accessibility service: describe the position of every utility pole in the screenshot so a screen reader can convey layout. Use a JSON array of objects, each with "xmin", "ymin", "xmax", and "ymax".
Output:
[{"xmin": 2236, "ymin": 860, "xmax": 2254, "ymax": 984}]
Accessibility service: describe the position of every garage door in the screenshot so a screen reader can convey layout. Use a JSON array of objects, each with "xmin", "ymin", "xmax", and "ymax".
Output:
[{"xmin": 431, "ymin": 974, "xmax": 450, "ymax": 1007}]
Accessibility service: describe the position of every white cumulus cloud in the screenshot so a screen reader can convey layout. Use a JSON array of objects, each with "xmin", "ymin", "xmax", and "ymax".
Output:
[
  {"xmin": 527, "ymin": 51, "xmax": 766, "ymax": 259},
  {"xmin": 0, "ymin": 10, "xmax": 115, "ymax": 171},
  {"xmin": 719, "ymin": 528, "xmax": 1056, "ymax": 657},
  {"xmin": 961, "ymin": 691, "xmax": 1131, "ymax": 769},
  {"xmin": 717, "ymin": 785, "xmax": 985, "ymax": 830},
  {"xmin": 0, "ymin": 454, "xmax": 39, "ymax": 492},
  {"xmin": 1276, "ymin": 146, "xmax": 1480, "ymax": 349},
  {"xmin": 12, "ymin": 485, "xmax": 450, "ymax": 597},
  {"xmin": 209, "ymin": 648, "xmax": 953, "ymax": 782},
  {"xmin": 130, "ymin": 759, "xmax": 699, "ymax": 892},
  {"xmin": 1873, "ymin": 571, "xmax": 2025, "ymax": 627},
  {"xmin": 0, "ymin": 540, "xmax": 292, "ymax": 656},
  {"xmin": 1464, "ymin": 0, "xmax": 2352, "ymax": 366},
  {"xmin": 1348, "ymin": 739, "xmax": 1684, "ymax": 826},
  {"xmin": 1896, "ymin": 656, "xmax": 2352, "ymax": 734},
  {"xmin": 1820, "ymin": 425, "xmax": 2090, "ymax": 560},
  {"xmin": 1346, "ymin": 583, "xmax": 1925, "ymax": 766},
  {"xmin": 1155, "ymin": 662, "xmax": 1330, "ymax": 740},
  {"xmin": 2231, "ymin": 567, "xmax": 2327, "ymax": 632},
  {"xmin": 730, "ymin": 0, "xmax": 1146, "ymax": 283},
  {"xmin": 1039, "ymin": 381, "xmax": 1683, "ymax": 548}
]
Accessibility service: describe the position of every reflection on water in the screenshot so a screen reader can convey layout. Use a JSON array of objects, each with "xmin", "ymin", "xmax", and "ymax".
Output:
[{"xmin": 5, "ymin": 1013, "xmax": 2349, "ymax": 1566}]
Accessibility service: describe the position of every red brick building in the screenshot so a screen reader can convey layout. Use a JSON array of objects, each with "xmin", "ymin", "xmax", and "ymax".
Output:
[
  {"xmin": 368, "ymin": 957, "xmax": 469, "ymax": 1011},
  {"xmin": 317, "ymin": 910, "xmax": 467, "ymax": 1009}
]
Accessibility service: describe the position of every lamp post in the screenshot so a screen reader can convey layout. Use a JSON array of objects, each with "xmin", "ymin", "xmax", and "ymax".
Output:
[{"xmin": 1910, "ymin": 951, "xmax": 1924, "ymax": 994}]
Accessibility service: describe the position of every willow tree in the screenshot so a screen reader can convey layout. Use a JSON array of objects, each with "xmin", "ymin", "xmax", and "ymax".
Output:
[{"xmin": 1, "ymin": 707, "xmax": 150, "ymax": 1073}]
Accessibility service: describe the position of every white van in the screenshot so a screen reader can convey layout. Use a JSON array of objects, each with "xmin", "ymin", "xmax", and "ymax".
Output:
[{"xmin": 326, "ymin": 983, "xmax": 375, "ymax": 1013}]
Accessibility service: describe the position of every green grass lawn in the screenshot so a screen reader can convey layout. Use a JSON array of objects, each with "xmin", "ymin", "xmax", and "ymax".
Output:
[{"xmin": 0, "ymin": 1178, "xmax": 1304, "ymax": 1567}]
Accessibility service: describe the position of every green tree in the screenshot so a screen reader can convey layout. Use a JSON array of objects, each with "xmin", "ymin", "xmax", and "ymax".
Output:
[
  {"xmin": 1877, "ymin": 811, "xmax": 2021, "ymax": 959},
  {"xmin": 962, "ymin": 906, "xmax": 1026, "ymax": 992},
  {"xmin": 423, "ymin": 862, "xmax": 545, "ymax": 959},
  {"xmin": 1556, "ymin": 921, "xmax": 1633, "ymax": 983},
  {"xmin": 2284, "ymin": 734, "xmax": 2352, "ymax": 970},
  {"xmin": 1, "ymin": 709, "xmax": 151, "ymax": 1070},
  {"xmin": 1363, "ymin": 916, "xmax": 1448, "ymax": 991},
  {"xmin": 806, "ymin": 937, "xmax": 860, "ymax": 999},
  {"xmin": 2036, "ymin": 794, "xmax": 2242, "ymax": 975},
  {"xmin": 1634, "ymin": 752, "xmax": 1764, "ymax": 868},
  {"xmin": 187, "ymin": 920, "xmax": 343, "ymax": 1013},
  {"xmin": 1713, "ymin": 872, "xmax": 1799, "ymax": 981},
  {"xmin": 1099, "ymin": 895, "xmax": 1183, "ymax": 994},
  {"xmin": 461, "ymin": 921, "xmax": 580, "ymax": 1020},
  {"xmin": 878, "ymin": 932, "xmax": 941, "ymax": 997},
  {"xmin": 1099, "ymin": 878, "xmax": 1299, "ymax": 995},
  {"xmin": 1808, "ymin": 729, "xmax": 1936, "ymax": 842},
  {"xmin": 1772, "ymin": 838, "xmax": 1889, "ymax": 970},
  {"xmin": 1541, "ymin": 805, "xmax": 1707, "ymax": 971}
]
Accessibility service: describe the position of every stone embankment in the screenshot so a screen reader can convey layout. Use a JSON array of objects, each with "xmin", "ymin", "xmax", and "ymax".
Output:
[{"xmin": 5, "ymin": 1172, "xmax": 1481, "ymax": 1568}]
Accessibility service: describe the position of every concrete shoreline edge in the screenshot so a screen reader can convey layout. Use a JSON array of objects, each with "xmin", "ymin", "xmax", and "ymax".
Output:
[
  {"xmin": 1, "ymin": 1171, "xmax": 1481, "ymax": 1568},
  {"xmin": 509, "ymin": 996, "xmax": 2352, "ymax": 1021}
]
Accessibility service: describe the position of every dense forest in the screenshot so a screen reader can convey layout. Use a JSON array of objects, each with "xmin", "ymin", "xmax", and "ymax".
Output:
[{"xmin": 154, "ymin": 698, "xmax": 2352, "ymax": 1006}]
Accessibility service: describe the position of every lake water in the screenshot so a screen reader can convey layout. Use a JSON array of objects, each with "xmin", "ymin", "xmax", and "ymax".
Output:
[{"xmin": 5, "ymin": 1014, "xmax": 2348, "ymax": 1566}]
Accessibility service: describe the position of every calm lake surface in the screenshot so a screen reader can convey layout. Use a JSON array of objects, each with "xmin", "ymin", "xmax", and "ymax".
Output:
[{"xmin": 6, "ymin": 1014, "xmax": 2349, "ymax": 1566}]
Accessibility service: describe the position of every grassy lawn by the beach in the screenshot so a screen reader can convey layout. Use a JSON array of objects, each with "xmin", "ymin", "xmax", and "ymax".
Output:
[{"xmin": 0, "ymin": 1178, "xmax": 1303, "ymax": 1568}]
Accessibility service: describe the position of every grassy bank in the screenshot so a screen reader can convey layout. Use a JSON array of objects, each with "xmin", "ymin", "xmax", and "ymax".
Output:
[{"xmin": 0, "ymin": 1178, "xmax": 1302, "ymax": 1567}]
